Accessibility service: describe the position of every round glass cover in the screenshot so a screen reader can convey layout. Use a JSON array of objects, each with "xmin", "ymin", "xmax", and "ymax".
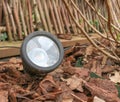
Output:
[{"xmin": 26, "ymin": 36, "xmax": 60, "ymax": 67}]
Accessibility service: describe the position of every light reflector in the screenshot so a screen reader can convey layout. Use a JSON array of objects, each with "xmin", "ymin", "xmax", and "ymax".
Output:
[{"xmin": 21, "ymin": 31, "xmax": 64, "ymax": 76}]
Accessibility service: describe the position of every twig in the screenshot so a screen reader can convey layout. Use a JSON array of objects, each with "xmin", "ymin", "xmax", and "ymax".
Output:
[
  {"xmin": 71, "ymin": 93, "xmax": 87, "ymax": 102},
  {"xmin": 70, "ymin": 0, "xmax": 119, "ymax": 43},
  {"xmin": 62, "ymin": 0, "xmax": 120, "ymax": 61}
]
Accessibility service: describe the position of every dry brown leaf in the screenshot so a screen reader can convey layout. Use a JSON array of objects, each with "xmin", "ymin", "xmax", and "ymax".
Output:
[
  {"xmin": 89, "ymin": 78, "xmax": 118, "ymax": 95},
  {"xmin": 73, "ymin": 50, "xmax": 85, "ymax": 57},
  {"xmin": 56, "ymin": 82, "xmax": 73, "ymax": 102},
  {"xmin": 62, "ymin": 63, "xmax": 76, "ymax": 75},
  {"xmin": 9, "ymin": 58, "xmax": 22, "ymax": 64},
  {"xmin": 85, "ymin": 45, "xmax": 94, "ymax": 56},
  {"xmin": 101, "ymin": 55, "xmax": 108, "ymax": 67},
  {"xmin": 66, "ymin": 56, "xmax": 76, "ymax": 63},
  {"xmin": 0, "ymin": 82, "xmax": 10, "ymax": 90},
  {"xmin": 102, "ymin": 65, "xmax": 119, "ymax": 73},
  {"xmin": 91, "ymin": 60, "xmax": 97, "ymax": 73},
  {"xmin": 0, "ymin": 62, "xmax": 7, "ymax": 65},
  {"xmin": 64, "ymin": 46, "xmax": 74, "ymax": 55},
  {"xmin": 57, "ymin": 34, "xmax": 72, "ymax": 40},
  {"xmin": 61, "ymin": 75, "xmax": 84, "ymax": 92},
  {"xmin": 0, "ymin": 91, "xmax": 8, "ymax": 102},
  {"xmin": 39, "ymin": 75, "xmax": 61, "ymax": 99},
  {"xmin": 73, "ymin": 93, "xmax": 88, "ymax": 102},
  {"xmin": 93, "ymin": 96, "xmax": 106, "ymax": 102},
  {"xmin": 62, "ymin": 98, "xmax": 73, "ymax": 102},
  {"xmin": 75, "ymin": 68, "xmax": 89, "ymax": 79},
  {"xmin": 85, "ymin": 82, "xmax": 120, "ymax": 102},
  {"xmin": 85, "ymin": 79, "xmax": 119, "ymax": 102},
  {"xmin": 90, "ymin": 59, "xmax": 102, "ymax": 76},
  {"xmin": 109, "ymin": 70, "xmax": 120, "ymax": 83}
]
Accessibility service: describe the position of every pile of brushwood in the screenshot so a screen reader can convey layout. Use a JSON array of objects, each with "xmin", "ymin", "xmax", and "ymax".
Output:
[{"xmin": 1, "ymin": 40, "xmax": 120, "ymax": 102}]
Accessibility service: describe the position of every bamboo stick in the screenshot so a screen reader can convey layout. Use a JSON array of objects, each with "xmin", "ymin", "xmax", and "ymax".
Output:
[
  {"xmin": 70, "ymin": 0, "xmax": 118, "ymax": 43},
  {"xmin": 2, "ymin": 0, "xmax": 13, "ymax": 41},
  {"xmin": 63, "ymin": 0, "xmax": 120, "ymax": 61},
  {"xmin": 108, "ymin": 0, "xmax": 120, "ymax": 28},
  {"xmin": 27, "ymin": 0, "xmax": 34, "ymax": 33},
  {"xmin": 37, "ymin": 0, "xmax": 49, "ymax": 32},
  {"xmin": 47, "ymin": 0, "xmax": 59, "ymax": 34},
  {"xmin": 116, "ymin": 0, "xmax": 120, "ymax": 11},
  {"xmin": 24, "ymin": 0, "xmax": 31, "ymax": 34},
  {"xmin": 42, "ymin": 0, "xmax": 53, "ymax": 33},
  {"xmin": 67, "ymin": 1, "xmax": 77, "ymax": 35},
  {"xmin": 15, "ymin": 0, "xmax": 19, "ymax": 13},
  {"xmin": 84, "ymin": 0, "xmax": 120, "ymax": 33},
  {"xmin": 6, "ymin": 2, "xmax": 17, "ymax": 40},
  {"xmin": 19, "ymin": 1, "xmax": 28, "ymax": 37},
  {"xmin": 33, "ymin": 0, "xmax": 41, "ymax": 30},
  {"xmin": 0, "ymin": 0, "xmax": 3, "ymax": 26},
  {"xmin": 61, "ymin": 3, "xmax": 70, "ymax": 33},
  {"xmin": 105, "ymin": 0, "xmax": 118, "ymax": 43},
  {"xmin": 52, "ymin": 0, "xmax": 63, "ymax": 34},
  {"xmin": 57, "ymin": 0, "xmax": 65, "ymax": 34},
  {"xmin": 64, "ymin": 2, "xmax": 71, "ymax": 31},
  {"xmin": 13, "ymin": 0, "xmax": 23, "ymax": 40}
]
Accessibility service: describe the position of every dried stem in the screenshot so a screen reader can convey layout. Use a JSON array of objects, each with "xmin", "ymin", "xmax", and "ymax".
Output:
[{"xmin": 62, "ymin": 0, "xmax": 120, "ymax": 61}]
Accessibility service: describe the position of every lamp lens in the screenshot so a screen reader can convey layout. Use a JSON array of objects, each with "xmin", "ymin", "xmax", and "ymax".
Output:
[{"xmin": 26, "ymin": 36, "xmax": 60, "ymax": 67}]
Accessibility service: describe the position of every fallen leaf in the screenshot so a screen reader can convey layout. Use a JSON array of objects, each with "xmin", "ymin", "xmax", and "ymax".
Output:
[
  {"xmin": 0, "ymin": 91, "xmax": 8, "ymax": 102},
  {"xmin": 56, "ymin": 82, "xmax": 73, "ymax": 102},
  {"xmin": 62, "ymin": 98, "xmax": 73, "ymax": 102},
  {"xmin": 57, "ymin": 34, "xmax": 72, "ymax": 40},
  {"xmin": 85, "ymin": 45, "xmax": 94, "ymax": 56},
  {"xmin": 85, "ymin": 79, "xmax": 119, "ymax": 102},
  {"xmin": 102, "ymin": 65, "xmax": 119, "ymax": 73},
  {"xmin": 66, "ymin": 56, "xmax": 76, "ymax": 63},
  {"xmin": 9, "ymin": 58, "xmax": 22, "ymax": 64},
  {"xmin": 89, "ymin": 78, "xmax": 118, "ymax": 94},
  {"xmin": 91, "ymin": 60, "xmax": 97, "ymax": 73},
  {"xmin": 0, "ymin": 82, "xmax": 10, "ymax": 90},
  {"xmin": 39, "ymin": 75, "xmax": 61, "ymax": 99},
  {"xmin": 75, "ymin": 68, "xmax": 89, "ymax": 79},
  {"xmin": 101, "ymin": 55, "xmax": 108, "ymax": 67},
  {"xmin": 61, "ymin": 75, "xmax": 84, "ymax": 92},
  {"xmin": 109, "ymin": 70, "xmax": 120, "ymax": 83},
  {"xmin": 93, "ymin": 96, "xmax": 106, "ymax": 102},
  {"xmin": 73, "ymin": 93, "xmax": 88, "ymax": 102}
]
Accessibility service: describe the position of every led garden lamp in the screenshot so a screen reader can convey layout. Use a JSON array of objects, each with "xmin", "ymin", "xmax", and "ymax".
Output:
[{"xmin": 21, "ymin": 31, "xmax": 64, "ymax": 76}]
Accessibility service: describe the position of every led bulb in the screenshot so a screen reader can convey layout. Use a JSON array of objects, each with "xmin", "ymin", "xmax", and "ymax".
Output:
[
  {"xmin": 26, "ymin": 36, "xmax": 60, "ymax": 67},
  {"xmin": 27, "ymin": 48, "xmax": 49, "ymax": 67}
]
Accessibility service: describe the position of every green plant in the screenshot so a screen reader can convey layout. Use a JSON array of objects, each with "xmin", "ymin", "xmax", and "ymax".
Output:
[
  {"xmin": 0, "ymin": 33, "xmax": 8, "ymax": 41},
  {"xmin": 75, "ymin": 57, "xmax": 83, "ymax": 67},
  {"xmin": 117, "ymin": 33, "xmax": 120, "ymax": 41}
]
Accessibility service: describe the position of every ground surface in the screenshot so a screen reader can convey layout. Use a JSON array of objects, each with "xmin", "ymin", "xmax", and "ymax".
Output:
[{"xmin": 0, "ymin": 42, "xmax": 120, "ymax": 102}]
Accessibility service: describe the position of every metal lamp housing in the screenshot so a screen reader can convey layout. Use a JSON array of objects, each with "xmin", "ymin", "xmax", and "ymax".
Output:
[{"xmin": 21, "ymin": 31, "xmax": 64, "ymax": 76}]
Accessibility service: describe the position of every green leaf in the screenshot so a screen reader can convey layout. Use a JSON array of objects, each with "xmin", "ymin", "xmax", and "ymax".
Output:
[
  {"xmin": 94, "ymin": 20, "xmax": 99, "ymax": 27},
  {"xmin": 22, "ymin": 32, "xmax": 25, "ymax": 36},
  {"xmin": 75, "ymin": 57, "xmax": 83, "ymax": 67},
  {"xmin": 4, "ymin": 33, "xmax": 7, "ymax": 39},
  {"xmin": 0, "ymin": 33, "xmax": 7, "ymax": 41},
  {"xmin": 90, "ymin": 72, "xmax": 102, "ymax": 79},
  {"xmin": 89, "ymin": 20, "xmax": 93, "ymax": 25},
  {"xmin": 79, "ymin": 19, "xmax": 83, "ymax": 24},
  {"xmin": 117, "ymin": 33, "xmax": 120, "ymax": 41},
  {"xmin": 115, "ymin": 84, "xmax": 120, "ymax": 98}
]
